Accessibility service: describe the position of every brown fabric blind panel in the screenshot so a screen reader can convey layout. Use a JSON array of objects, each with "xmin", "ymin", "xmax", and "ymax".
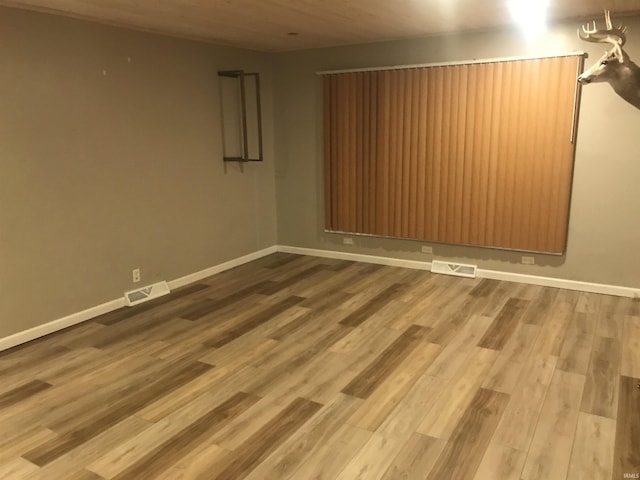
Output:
[{"xmin": 323, "ymin": 55, "xmax": 580, "ymax": 253}]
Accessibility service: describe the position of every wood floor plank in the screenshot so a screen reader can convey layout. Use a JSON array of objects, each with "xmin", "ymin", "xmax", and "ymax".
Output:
[
  {"xmin": 340, "ymin": 325, "xmax": 428, "ymax": 399},
  {"xmin": 85, "ymin": 384, "xmax": 254, "ymax": 478},
  {"xmin": 417, "ymin": 347, "xmax": 498, "ymax": 439},
  {"xmin": 0, "ymin": 345, "xmax": 70, "ymax": 378},
  {"xmin": 575, "ymin": 291, "xmax": 602, "ymax": 314},
  {"xmin": 109, "ymin": 392, "xmax": 260, "ymax": 480},
  {"xmin": 137, "ymin": 364, "xmax": 259, "ymax": 423},
  {"xmin": 263, "ymin": 253, "xmax": 304, "ymax": 269},
  {"xmin": 492, "ymin": 354, "xmax": 557, "ymax": 451},
  {"xmin": 347, "ymin": 341, "xmax": 442, "ymax": 431},
  {"xmin": 28, "ymin": 414, "xmax": 151, "ymax": 480},
  {"xmin": 0, "ymin": 457, "xmax": 39, "ymax": 478},
  {"xmin": 199, "ymin": 335, "xmax": 278, "ymax": 369},
  {"xmin": 425, "ymin": 388, "xmax": 510, "ymax": 480},
  {"xmin": 49, "ymin": 340, "xmax": 164, "ymax": 390},
  {"xmin": 26, "ymin": 349, "xmax": 184, "ymax": 429},
  {"xmin": 155, "ymin": 444, "xmax": 230, "ymax": 480},
  {"xmin": 49, "ymin": 323, "xmax": 108, "ymax": 350},
  {"xmin": 60, "ymin": 469, "xmax": 106, "ymax": 480},
  {"xmin": 246, "ymin": 324, "xmax": 353, "ymax": 398},
  {"xmin": 520, "ymin": 287, "xmax": 559, "ymax": 325},
  {"xmin": 339, "ymin": 283, "xmax": 409, "ymax": 327},
  {"xmin": 478, "ymin": 298, "xmax": 529, "ymax": 350},
  {"xmin": 263, "ymin": 319, "xmax": 350, "ymax": 364},
  {"xmin": 0, "ymin": 347, "xmax": 104, "ymax": 394},
  {"xmin": 300, "ymin": 287, "xmax": 353, "ymax": 313},
  {"xmin": 203, "ymin": 295, "xmax": 305, "ymax": 348},
  {"xmin": 210, "ymin": 397, "xmax": 323, "ymax": 480},
  {"xmin": 342, "ymin": 265, "xmax": 412, "ymax": 297},
  {"xmin": 294, "ymin": 263, "xmax": 362, "ymax": 305},
  {"xmin": 209, "ymin": 392, "xmax": 300, "ymax": 451},
  {"xmin": 242, "ymin": 394, "xmax": 361, "ymax": 480},
  {"xmin": 473, "ymin": 444, "xmax": 527, "ymax": 480},
  {"xmin": 566, "ymin": 412, "xmax": 616, "ymax": 480},
  {"xmin": 257, "ymin": 344, "xmax": 370, "ymax": 405},
  {"xmin": 89, "ymin": 314, "xmax": 185, "ymax": 351},
  {"xmin": 0, "ymin": 427, "xmax": 57, "ymax": 464},
  {"xmin": 385, "ymin": 290, "xmax": 440, "ymax": 330},
  {"xmin": 257, "ymin": 265, "xmax": 327, "ymax": 295},
  {"xmin": 595, "ymin": 296, "xmax": 625, "ymax": 339},
  {"xmin": 23, "ymin": 361, "xmax": 213, "ymax": 466},
  {"xmin": 393, "ymin": 271, "xmax": 435, "ymax": 302},
  {"xmin": 344, "ymin": 298, "xmax": 410, "ymax": 334},
  {"xmin": 0, "ymin": 380, "xmax": 51, "ymax": 409},
  {"xmin": 35, "ymin": 347, "xmax": 109, "ymax": 386},
  {"xmin": 401, "ymin": 289, "xmax": 454, "ymax": 330},
  {"xmin": 482, "ymin": 322, "xmax": 540, "ymax": 394},
  {"xmin": 178, "ymin": 280, "xmax": 274, "ymax": 320},
  {"xmin": 336, "ymin": 374, "xmax": 446, "ymax": 480},
  {"xmin": 520, "ymin": 369, "xmax": 585, "ymax": 480},
  {"xmin": 267, "ymin": 309, "xmax": 324, "ymax": 341},
  {"xmin": 581, "ymin": 335, "xmax": 621, "ymax": 419},
  {"xmin": 530, "ymin": 308, "xmax": 573, "ymax": 357},
  {"xmin": 556, "ymin": 312, "xmax": 596, "ymax": 375},
  {"xmin": 242, "ymin": 305, "xmax": 312, "ymax": 342},
  {"xmin": 425, "ymin": 314, "xmax": 494, "ymax": 380},
  {"xmin": 46, "ymin": 356, "xmax": 209, "ymax": 432},
  {"xmin": 621, "ymin": 315, "xmax": 640, "ymax": 378},
  {"xmin": 534, "ymin": 290, "xmax": 578, "ymax": 357},
  {"xmin": 613, "ymin": 375, "xmax": 640, "ymax": 480},
  {"xmin": 469, "ymin": 278, "xmax": 501, "ymax": 297},
  {"xmin": 480, "ymin": 280, "xmax": 517, "ymax": 318},
  {"xmin": 419, "ymin": 280, "xmax": 477, "ymax": 332},
  {"xmin": 287, "ymin": 423, "xmax": 372, "ymax": 480},
  {"xmin": 424, "ymin": 294, "xmax": 493, "ymax": 345},
  {"xmin": 328, "ymin": 320, "xmax": 400, "ymax": 356},
  {"xmin": 380, "ymin": 433, "xmax": 446, "ymax": 480}
]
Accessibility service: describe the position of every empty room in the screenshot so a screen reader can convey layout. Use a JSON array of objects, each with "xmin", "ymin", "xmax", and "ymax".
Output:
[{"xmin": 1, "ymin": 1, "xmax": 639, "ymax": 479}]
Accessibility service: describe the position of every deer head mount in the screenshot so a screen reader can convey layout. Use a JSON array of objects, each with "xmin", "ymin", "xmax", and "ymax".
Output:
[{"xmin": 577, "ymin": 10, "xmax": 640, "ymax": 109}]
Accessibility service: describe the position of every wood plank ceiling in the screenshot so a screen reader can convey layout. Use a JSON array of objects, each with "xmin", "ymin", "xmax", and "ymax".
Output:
[{"xmin": 0, "ymin": 0, "xmax": 639, "ymax": 51}]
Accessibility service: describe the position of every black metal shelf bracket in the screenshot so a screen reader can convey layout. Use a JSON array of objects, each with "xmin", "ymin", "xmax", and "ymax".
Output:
[{"xmin": 218, "ymin": 70, "xmax": 263, "ymax": 163}]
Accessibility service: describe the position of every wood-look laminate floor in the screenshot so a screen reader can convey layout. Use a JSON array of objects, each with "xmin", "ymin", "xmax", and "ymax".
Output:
[{"xmin": 1, "ymin": 253, "xmax": 639, "ymax": 480}]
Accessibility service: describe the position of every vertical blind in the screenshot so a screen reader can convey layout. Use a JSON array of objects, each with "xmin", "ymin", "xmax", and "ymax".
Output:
[{"xmin": 323, "ymin": 54, "xmax": 583, "ymax": 253}]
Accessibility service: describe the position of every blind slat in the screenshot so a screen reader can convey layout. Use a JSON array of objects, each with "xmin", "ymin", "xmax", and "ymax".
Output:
[{"xmin": 324, "ymin": 55, "xmax": 580, "ymax": 253}]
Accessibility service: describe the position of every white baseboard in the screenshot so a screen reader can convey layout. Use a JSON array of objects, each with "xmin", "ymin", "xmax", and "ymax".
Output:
[
  {"xmin": 0, "ymin": 246, "xmax": 278, "ymax": 353},
  {"xmin": 476, "ymin": 269, "xmax": 640, "ymax": 298},
  {"xmin": 277, "ymin": 245, "xmax": 433, "ymax": 271},
  {"xmin": 276, "ymin": 245, "xmax": 640, "ymax": 298},
  {"xmin": 0, "ymin": 298, "xmax": 125, "ymax": 353}
]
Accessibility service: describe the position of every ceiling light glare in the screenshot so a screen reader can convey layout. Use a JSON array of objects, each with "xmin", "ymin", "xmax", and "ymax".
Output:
[{"xmin": 508, "ymin": 0, "xmax": 550, "ymax": 38}]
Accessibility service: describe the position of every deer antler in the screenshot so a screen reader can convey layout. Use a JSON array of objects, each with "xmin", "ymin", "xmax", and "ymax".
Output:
[
  {"xmin": 576, "ymin": 9, "xmax": 640, "ymax": 109},
  {"xmin": 578, "ymin": 10, "xmax": 627, "ymax": 53}
]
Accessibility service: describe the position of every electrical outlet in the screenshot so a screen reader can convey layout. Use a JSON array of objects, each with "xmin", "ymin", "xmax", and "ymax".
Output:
[
  {"xmin": 132, "ymin": 268, "xmax": 141, "ymax": 283},
  {"xmin": 343, "ymin": 237, "xmax": 354, "ymax": 245},
  {"xmin": 421, "ymin": 245, "xmax": 433, "ymax": 254},
  {"xmin": 521, "ymin": 256, "xmax": 535, "ymax": 265}
]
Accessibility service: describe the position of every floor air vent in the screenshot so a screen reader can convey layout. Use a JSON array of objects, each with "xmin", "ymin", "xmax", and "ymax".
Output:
[
  {"xmin": 430, "ymin": 260, "xmax": 477, "ymax": 278},
  {"xmin": 124, "ymin": 281, "xmax": 170, "ymax": 306}
]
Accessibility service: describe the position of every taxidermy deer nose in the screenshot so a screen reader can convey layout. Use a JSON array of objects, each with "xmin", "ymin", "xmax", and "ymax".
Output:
[{"xmin": 577, "ymin": 74, "xmax": 591, "ymax": 84}]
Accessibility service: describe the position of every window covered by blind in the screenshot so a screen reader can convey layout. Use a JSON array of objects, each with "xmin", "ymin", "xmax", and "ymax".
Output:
[{"xmin": 323, "ymin": 54, "xmax": 583, "ymax": 253}]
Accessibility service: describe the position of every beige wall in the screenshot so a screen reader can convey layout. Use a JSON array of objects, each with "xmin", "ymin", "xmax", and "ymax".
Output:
[
  {"xmin": 0, "ymin": 7, "xmax": 277, "ymax": 338},
  {"xmin": 274, "ymin": 17, "xmax": 640, "ymax": 289}
]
